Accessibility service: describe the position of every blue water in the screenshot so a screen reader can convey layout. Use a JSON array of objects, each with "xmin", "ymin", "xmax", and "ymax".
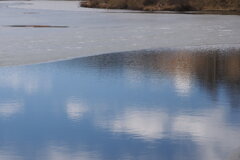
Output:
[{"xmin": 0, "ymin": 49, "xmax": 240, "ymax": 160}]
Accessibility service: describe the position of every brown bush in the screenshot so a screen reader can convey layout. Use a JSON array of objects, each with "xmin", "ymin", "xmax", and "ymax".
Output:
[{"xmin": 80, "ymin": 0, "xmax": 240, "ymax": 11}]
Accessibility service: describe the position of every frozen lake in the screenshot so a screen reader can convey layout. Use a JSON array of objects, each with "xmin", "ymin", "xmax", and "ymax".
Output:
[
  {"xmin": 0, "ymin": 1, "xmax": 240, "ymax": 160},
  {"xmin": 0, "ymin": 1, "xmax": 240, "ymax": 66}
]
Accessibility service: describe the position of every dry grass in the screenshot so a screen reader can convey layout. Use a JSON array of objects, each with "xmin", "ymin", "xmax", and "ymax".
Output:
[{"xmin": 81, "ymin": 0, "xmax": 240, "ymax": 11}]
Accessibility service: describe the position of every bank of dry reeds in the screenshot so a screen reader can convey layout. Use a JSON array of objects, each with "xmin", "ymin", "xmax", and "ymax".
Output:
[{"xmin": 81, "ymin": 0, "xmax": 240, "ymax": 11}]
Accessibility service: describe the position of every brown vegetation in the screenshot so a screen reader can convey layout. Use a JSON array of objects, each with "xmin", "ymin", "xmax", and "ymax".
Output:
[{"xmin": 81, "ymin": 0, "xmax": 240, "ymax": 11}]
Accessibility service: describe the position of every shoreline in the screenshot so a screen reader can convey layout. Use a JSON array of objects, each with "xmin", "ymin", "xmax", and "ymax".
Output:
[
  {"xmin": 1, "ymin": 44, "xmax": 240, "ymax": 68},
  {"xmin": 102, "ymin": 10, "xmax": 240, "ymax": 15},
  {"xmin": 81, "ymin": 0, "xmax": 240, "ymax": 15}
]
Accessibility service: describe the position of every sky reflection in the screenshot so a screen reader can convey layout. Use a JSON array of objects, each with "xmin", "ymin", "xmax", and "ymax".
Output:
[
  {"xmin": 43, "ymin": 145, "xmax": 100, "ymax": 160},
  {"xmin": 66, "ymin": 98, "xmax": 88, "ymax": 121},
  {"xmin": 0, "ymin": 100, "xmax": 23, "ymax": 118},
  {"xmin": 0, "ymin": 49, "xmax": 240, "ymax": 160},
  {"xmin": 99, "ymin": 108, "xmax": 169, "ymax": 140}
]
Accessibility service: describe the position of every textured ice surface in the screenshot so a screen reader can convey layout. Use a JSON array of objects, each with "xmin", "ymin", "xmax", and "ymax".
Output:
[{"xmin": 0, "ymin": 1, "xmax": 240, "ymax": 66}]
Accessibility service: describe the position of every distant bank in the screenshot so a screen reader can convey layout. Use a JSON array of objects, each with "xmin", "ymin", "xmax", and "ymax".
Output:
[{"xmin": 81, "ymin": 0, "xmax": 240, "ymax": 12}]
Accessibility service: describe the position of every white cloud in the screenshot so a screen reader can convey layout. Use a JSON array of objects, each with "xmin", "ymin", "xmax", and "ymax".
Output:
[
  {"xmin": 0, "ymin": 100, "xmax": 23, "ymax": 117},
  {"xmin": 0, "ymin": 150, "xmax": 22, "ymax": 160},
  {"xmin": 44, "ymin": 145, "xmax": 99, "ymax": 160},
  {"xmin": 100, "ymin": 109, "xmax": 169, "ymax": 140},
  {"xmin": 98, "ymin": 107, "xmax": 240, "ymax": 160},
  {"xmin": 66, "ymin": 99, "xmax": 88, "ymax": 121},
  {"xmin": 0, "ymin": 68, "xmax": 51, "ymax": 94}
]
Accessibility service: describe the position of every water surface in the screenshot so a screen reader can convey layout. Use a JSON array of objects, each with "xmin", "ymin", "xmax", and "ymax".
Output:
[{"xmin": 0, "ymin": 49, "xmax": 240, "ymax": 160}]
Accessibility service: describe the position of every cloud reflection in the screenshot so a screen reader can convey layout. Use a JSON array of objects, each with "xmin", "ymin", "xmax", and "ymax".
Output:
[
  {"xmin": 0, "ymin": 149, "xmax": 22, "ymax": 160},
  {"xmin": 172, "ymin": 109, "xmax": 240, "ymax": 160},
  {"xmin": 0, "ymin": 68, "xmax": 51, "ymax": 94},
  {"xmin": 45, "ymin": 145, "xmax": 99, "ymax": 160},
  {"xmin": 66, "ymin": 99, "xmax": 88, "ymax": 121},
  {"xmin": 0, "ymin": 100, "xmax": 23, "ymax": 117},
  {"xmin": 98, "ymin": 107, "xmax": 240, "ymax": 160},
  {"xmin": 100, "ymin": 109, "xmax": 169, "ymax": 140}
]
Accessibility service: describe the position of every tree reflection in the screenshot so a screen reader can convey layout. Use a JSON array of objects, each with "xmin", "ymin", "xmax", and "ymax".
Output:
[{"xmin": 75, "ymin": 49, "xmax": 240, "ymax": 107}]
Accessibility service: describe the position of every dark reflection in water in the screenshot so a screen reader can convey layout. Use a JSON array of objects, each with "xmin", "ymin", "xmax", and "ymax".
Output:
[
  {"xmin": 0, "ymin": 49, "xmax": 240, "ymax": 160},
  {"xmin": 5, "ymin": 25, "xmax": 68, "ymax": 28}
]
